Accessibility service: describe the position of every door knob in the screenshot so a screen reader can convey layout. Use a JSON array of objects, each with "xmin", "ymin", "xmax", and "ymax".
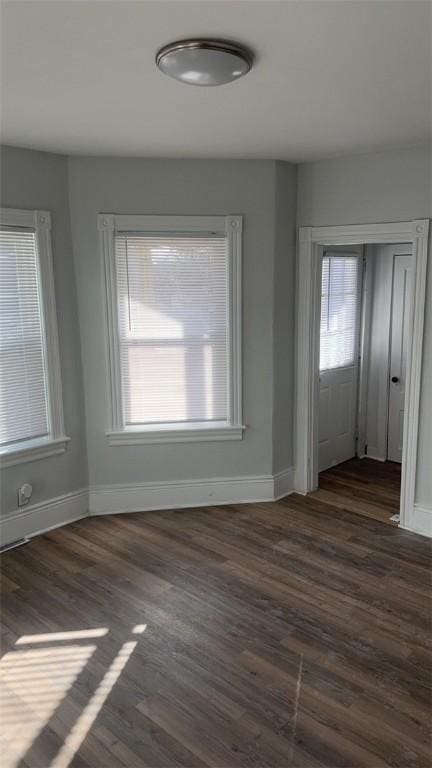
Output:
[{"xmin": 391, "ymin": 376, "xmax": 399, "ymax": 383}]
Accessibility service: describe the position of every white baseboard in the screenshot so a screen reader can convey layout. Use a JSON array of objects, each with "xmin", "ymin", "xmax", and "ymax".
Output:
[
  {"xmin": 0, "ymin": 469, "xmax": 295, "ymax": 544},
  {"xmin": 363, "ymin": 449, "xmax": 386, "ymax": 462},
  {"xmin": 2, "ymin": 470, "xmax": 429, "ymax": 544},
  {"xmin": 273, "ymin": 467, "xmax": 295, "ymax": 500},
  {"xmin": 0, "ymin": 489, "xmax": 89, "ymax": 546},
  {"xmin": 89, "ymin": 468, "xmax": 294, "ymax": 516},
  {"xmin": 293, "ymin": 467, "xmax": 309, "ymax": 495},
  {"xmin": 401, "ymin": 503, "xmax": 432, "ymax": 538}
]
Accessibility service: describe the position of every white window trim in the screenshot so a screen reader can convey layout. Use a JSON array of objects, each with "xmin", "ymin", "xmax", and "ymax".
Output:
[
  {"xmin": 99, "ymin": 213, "xmax": 244, "ymax": 445},
  {"xmin": 0, "ymin": 207, "xmax": 69, "ymax": 468}
]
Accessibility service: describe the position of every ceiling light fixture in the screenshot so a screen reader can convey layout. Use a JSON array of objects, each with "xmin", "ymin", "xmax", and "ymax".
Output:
[{"xmin": 155, "ymin": 39, "xmax": 253, "ymax": 86}]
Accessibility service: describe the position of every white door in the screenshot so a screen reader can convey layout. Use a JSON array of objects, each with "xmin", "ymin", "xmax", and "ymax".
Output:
[
  {"xmin": 387, "ymin": 253, "xmax": 412, "ymax": 463},
  {"xmin": 319, "ymin": 250, "xmax": 362, "ymax": 472}
]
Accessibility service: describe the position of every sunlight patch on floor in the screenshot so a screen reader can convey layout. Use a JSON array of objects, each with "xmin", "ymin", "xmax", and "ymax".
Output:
[
  {"xmin": 51, "ymin": 640, "xmax": 138, "ymax": 768},
  {"xmin": 0, "ymin": 644, "xmax": 96, "ymax": 768},
  {"xmin": 16, "ymin": 628, "xmax": 108, "ymax": 644},
  {"xmin": 1, "ymin": 624, "xmax": 146, "ymax": 768}
]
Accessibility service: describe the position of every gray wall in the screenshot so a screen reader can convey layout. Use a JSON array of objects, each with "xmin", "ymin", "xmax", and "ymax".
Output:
[
  {"xmin": 297, "ymin": 143, "xmax": 432, "ymax": 508},
  {"xmin": 273, "ymin": 161, "xmax": 297, "ymax": 473},
  {"xmin": 2, "ymin": 143, "xmax": 429, "ymax": 512},
  {"xmin": 68, "ymin": 158, "xmax": 296, "ymax": 487},
  {"xmin": 0, "ymin": 146, "xmax": 88, "ymax": 515}
]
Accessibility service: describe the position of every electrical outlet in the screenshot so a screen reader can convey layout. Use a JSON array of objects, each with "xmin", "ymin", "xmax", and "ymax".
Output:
[{"xmin": 18, "ymin": 483, "xmax": 33, "ymax": 507}]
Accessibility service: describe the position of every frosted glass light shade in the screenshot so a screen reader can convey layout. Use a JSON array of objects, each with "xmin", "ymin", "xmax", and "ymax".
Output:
[{"xmin": 156, "ymin": 39, "xmax": 253, "ymax": 86}]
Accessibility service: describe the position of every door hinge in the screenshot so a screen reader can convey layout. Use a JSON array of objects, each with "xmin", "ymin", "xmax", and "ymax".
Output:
[{"xmin": 364, "ymin": 444, "xmax": 368, "ymax": 455}]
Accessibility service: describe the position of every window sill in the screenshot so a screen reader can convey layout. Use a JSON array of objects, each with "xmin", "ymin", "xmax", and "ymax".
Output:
[
  {"xmin": 107, "ymin": 424, "xmax": 245, "ymax": 446},
  {"xmin": 0, "ymin": 436, "xmax": 71, "ymax": 469}
]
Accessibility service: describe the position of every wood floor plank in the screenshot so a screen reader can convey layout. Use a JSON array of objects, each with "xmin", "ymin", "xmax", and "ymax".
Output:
[
  {"xmin": 1, "ymin": 458, "xmax": 431, "ymax": 767},
  {"xmin": 316, "ymin": 458, "xmax": 402, "ymax": 524}
]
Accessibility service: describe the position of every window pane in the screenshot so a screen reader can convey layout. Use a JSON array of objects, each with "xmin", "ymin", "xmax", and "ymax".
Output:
[
  {"xmin": 115, "ymin": 234, "xmax": 229, "ymax": 426},
  {"xmin": 0, "ymin": 228, "xmax": 49, "ymax": 446},
  {"xmin": 320, "ymin": 255, "xmax": 359, "ymax": 371}
]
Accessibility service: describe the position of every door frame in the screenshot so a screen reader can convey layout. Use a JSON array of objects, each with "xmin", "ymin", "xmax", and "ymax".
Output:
[
  {"xmin": 356, "ymin": 246, "xmax": 372, "ymax": 458},
  {"xmin": 294, "ymin": 219, "xmax": 429, "ymax": 531}
]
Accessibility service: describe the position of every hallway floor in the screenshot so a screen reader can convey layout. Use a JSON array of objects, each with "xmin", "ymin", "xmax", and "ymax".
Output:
[{"xmin": 316, "ymin": 457, "xmax": 401, "ymax": 525}]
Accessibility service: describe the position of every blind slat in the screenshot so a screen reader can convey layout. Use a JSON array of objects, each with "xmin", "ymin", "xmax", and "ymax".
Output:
[
  {"xmin": 0, "ymin": 227, "xmax": 49, "ymax": 446},
  {"xmin": 320, "ymin": 255, "xmax": 359, "ymax": 371},
  {"xmin": 115, "ymin": 233, "xmax": 229, "ymax": 426}
]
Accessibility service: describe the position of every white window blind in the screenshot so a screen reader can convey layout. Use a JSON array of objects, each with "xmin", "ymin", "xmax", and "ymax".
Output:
[
  {"xmin": 320, "ymin": 255, "xmax": 360, "ymax": 371},
  {"xmin": 0, "ymin": 227, "xmax": 49, "ymax": 447},
  {"xmin": 115, "ymin": 232, "xmax": 229, "ymax": 427}
]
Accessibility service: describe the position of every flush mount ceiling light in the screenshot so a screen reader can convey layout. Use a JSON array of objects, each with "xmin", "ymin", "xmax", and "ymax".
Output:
[{"xmin": 155, "ymin": 39, "xmax": 253, "ymax": 86}]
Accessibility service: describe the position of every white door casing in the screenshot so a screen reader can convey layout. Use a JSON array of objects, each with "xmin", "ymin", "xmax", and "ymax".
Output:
[
  {"xmin": 295, "ymin": 220, "xmax": 429, "ymax": 533},
  {"xmin": 356, "ymin": 248, "xmax": 373, "ymax": 459},
  {"xmin": 387, "ymin": 253, "xmax": 412, "ymax": 463}
]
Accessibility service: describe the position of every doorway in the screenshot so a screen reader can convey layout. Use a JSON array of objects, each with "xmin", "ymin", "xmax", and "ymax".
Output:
[
  {"xmin": 295, "ymin": 220, "xmax": 429, "ymax": 532},
  {"xmin": 318, "ymin": 243, "xmax": 412, "ymax": 472},
  {"xmin": 316, "ymin": 243, "xmax": 412, "ymax": 524}
]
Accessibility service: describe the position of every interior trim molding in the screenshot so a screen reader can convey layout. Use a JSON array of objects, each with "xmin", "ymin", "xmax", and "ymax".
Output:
[
  {"xmin": 361, "ymin": 448, "xmax": 386, "ymax": 463},
  {"xmin": 273, "ymin": 467, "xmax": 295, "ymax": 500},
  {"xmin": 2, "ymin": 469, "xmax": 430, "ymax": 542},
  {"xmin": 106, "ymin": 425, "xmax": 245, "ymax": 445},
  {"xmin": 0, "ymin": 436, "xmax": 71, "ymax": 469},
  {"xmin": 401, "ymin": 503, "xmax": 432, "ymax": 539},
  {"xmin": 295, "ymin": 218, "xmax": 430, "ymax": 535},
  {"xmin": 0, "ymin": 489, "xmax": 89, "ymax": 546},
  {"xmin": 0, "ymin": 470, "xmax": 295, "ymax": 545},
  {"xmin": 89, "ymin": 468, "xmax": 295, "ymax": 516},
  {"xmin": 99, "ymin": 212, "xmax": 244, "ymax": 442},
  {"xmin": 0, "ymin": 207, "xmax": 69, "ymax": 464}
]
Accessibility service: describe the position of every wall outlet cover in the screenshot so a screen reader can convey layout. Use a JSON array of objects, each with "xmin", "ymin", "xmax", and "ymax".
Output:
[{"xmin": 18, "ymin": 483, "xmax": 33, "ymax": 507}]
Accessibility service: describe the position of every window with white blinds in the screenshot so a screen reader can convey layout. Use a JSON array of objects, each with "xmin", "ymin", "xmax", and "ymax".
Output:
[
  {"xmin": 115, "ymin": 233, "xmax": 229, "ymax": 426},
  {"xmin": 320, "ymin": 255, "xmax": 360, "ymax": 371},
  {"xmin": 101, "ymin": 214, "xmax": 243, "ymax": 443},
  {"xmin": 0, "ymin": 227, "xmax": 49, "ymax": 447},
  {"xmin": 0, "ymin": 208, "xmax": 67, "ymax": 467}
]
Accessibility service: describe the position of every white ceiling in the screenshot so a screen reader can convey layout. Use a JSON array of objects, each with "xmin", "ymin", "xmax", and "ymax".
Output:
[{"xmin": 1, "ymin": 0, "xmax": 430, "ymax": 161}]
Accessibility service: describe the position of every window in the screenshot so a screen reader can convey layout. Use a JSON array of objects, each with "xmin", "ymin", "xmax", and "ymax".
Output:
[
  {"xmin": 100, "ymin": 215, "xmax": 243, "ymax": 444},
  {"xmin": 320, "ymin": 254, "xmax": 360, "ymax": 371},
  {"xmin": 0, "ymin": 208, "xmax": 68, "ymax": 468}
]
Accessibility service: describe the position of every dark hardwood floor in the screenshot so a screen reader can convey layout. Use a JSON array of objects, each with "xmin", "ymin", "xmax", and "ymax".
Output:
[
  {"xmin": 317, "ymin": 458, "xmax": 402, "ymax": 525},
  {"xmin": 1, "ymin": 489, "xmax": 431, "ymax": 767}
]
